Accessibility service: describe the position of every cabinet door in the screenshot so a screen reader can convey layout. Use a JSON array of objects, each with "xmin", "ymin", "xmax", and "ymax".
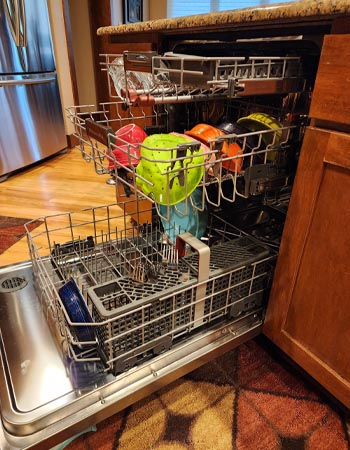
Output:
[
  {"xmin": 309, "ymin": 34, "xmax": 350, "ymax": 125},
  {"xmin": 264, "ymin": 126, "xmax": 350, "ymax": 407}
]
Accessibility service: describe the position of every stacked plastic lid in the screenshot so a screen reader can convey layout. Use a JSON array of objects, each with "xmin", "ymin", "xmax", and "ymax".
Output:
[{"xmin": 58, "ymin": 278, "xmax": 96, "ymax": 345}]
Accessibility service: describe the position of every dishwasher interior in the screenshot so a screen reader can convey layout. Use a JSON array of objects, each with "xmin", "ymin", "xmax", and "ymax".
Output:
[{"xmin": 0, "ymin": 35, "xmax": 322, "ymax": 449}]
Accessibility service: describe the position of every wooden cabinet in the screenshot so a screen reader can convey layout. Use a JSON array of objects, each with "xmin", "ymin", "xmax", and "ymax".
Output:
[
  {"xmin": 264, "ymin": 126, "xmax": 350, "ymax": 407},
  {"xmin": 264, "ymin": 33, "xmax": 350, "ymax": 408},
  {"xmin": 309, "ymin": 34, "xmax": 350, "ymax": 126}
]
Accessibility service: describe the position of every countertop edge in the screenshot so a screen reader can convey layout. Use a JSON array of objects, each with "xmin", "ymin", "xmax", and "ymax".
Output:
[{"xmin": 97, "ymin": 0, "xmax": 350, "ymax": 36}]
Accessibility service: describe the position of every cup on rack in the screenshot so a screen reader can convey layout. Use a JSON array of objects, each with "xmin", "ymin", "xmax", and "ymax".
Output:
[{"xmin": 108, "ymin": 56, "xmax": 155, "ymax": 100}]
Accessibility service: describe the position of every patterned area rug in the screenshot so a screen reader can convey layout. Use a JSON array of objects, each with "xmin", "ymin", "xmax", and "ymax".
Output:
[
  {"xmin": 0, "ymin": 216, "xmax": 43, "ymax": 255},
  {"xmin": 64, "ymin": 338, "xmax": 350, "ymax": 450}
]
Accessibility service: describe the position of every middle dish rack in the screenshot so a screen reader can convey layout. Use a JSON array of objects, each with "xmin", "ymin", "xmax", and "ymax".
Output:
[
  {"xmin": 67, "ymin": 98, "xmax": 306, "ymax": 216},
  {"xmin": 26, "ymin": 200, "xmax": 276, "ymax": 377}
]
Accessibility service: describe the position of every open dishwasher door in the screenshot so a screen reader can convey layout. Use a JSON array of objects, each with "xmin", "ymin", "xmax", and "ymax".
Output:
[{"xmin": 0, "ymin": 200, "xmax": 273, "ymax": 449}]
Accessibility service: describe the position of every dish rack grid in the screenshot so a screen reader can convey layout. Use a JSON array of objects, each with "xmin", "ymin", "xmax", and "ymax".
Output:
[
  {"xmin": 67, "ymin": 100, "xmax": 305, "ymax": 218},
  {"xmin": 67, "ymin": 101, "xmax": 170, "ymax": 174},
  {"xmin": 101, "ymin": 52, "xmax": 303, "ymax": 105},
  {"xmin": 26, "ymin": 200, "xmax": 276, "ymax": 376}
]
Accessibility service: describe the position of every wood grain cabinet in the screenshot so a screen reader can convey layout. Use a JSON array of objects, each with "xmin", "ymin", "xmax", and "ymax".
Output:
[
  {"xmin": 309, "ymin": 34, "xmax": 350, "ymax": 126},
  {"xmin": 264, "ymin": 33, "xmax": 350, "ymax": 407}
]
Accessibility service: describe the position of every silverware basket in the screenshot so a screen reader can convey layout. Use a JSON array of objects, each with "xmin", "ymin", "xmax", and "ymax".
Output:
[{"xmin": 87, "ymin": 232, "xmax": 272, "ymax": 374}]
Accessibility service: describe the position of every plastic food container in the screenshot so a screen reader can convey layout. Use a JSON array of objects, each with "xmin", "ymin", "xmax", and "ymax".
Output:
[
  {"xmin": 185, "ymin": 123, "xmax": 244, "ymax": 173},
  {"xmin": 108, "ymin": 124, "xmax": 147, "ymax": 169},
  {"xmin": 237, "ymin": 112, "xmax": 282, "ymax": 146},
  {"xmin": 159, "ymin": 187, "xmax": 208, "ymax": 243}
]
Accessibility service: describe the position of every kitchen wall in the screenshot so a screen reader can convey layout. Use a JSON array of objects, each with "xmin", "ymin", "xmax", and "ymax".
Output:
[
  {"xmin": 47, "ymin": 0, "xmax": 98, "ymax": 138},
  {"xmin": 47, "ymin": 0, "xmax": 75, "ymax": 136},
  {"xmin": 68, "ymin": 0, "xmax": 97, "ymax": 107},
  {"xmin": 149, "ymin": 0, "xmax": 166, "ymax": 20}
]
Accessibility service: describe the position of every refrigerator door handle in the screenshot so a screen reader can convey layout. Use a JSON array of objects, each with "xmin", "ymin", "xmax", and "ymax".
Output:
[
  {"xmin": 0, "ymin": 76, "xmax": 57, "ymax": 87},
  {"xmin": 3, "ymin": 0, "xmax": 26, "ymax": 47}
]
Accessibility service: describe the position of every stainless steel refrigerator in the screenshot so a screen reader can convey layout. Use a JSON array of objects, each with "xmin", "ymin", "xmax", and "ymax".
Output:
[{"xmin": 0, "ymin": 0, "xmax": 66, "ymax": 181}]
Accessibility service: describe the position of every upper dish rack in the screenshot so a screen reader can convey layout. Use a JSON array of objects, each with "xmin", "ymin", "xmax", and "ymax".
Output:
[{"xmin": 101, "ymin": 51, "xmax": 305, "ymax": 106}]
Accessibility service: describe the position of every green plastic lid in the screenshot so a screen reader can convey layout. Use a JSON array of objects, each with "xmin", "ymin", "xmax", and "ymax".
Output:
[{"xmin": 136, "ymin": 134, "xmax": 204, "ymax": 205}]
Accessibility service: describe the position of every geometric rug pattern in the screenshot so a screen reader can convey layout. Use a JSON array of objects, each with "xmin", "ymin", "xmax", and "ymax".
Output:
[
  {"xmin": 0, "ymin": 216, "xmax": 43, "ymax": 255},
  {"xmin": 65, "ymin": 338, "xmax": 350, "ymax": 450}
]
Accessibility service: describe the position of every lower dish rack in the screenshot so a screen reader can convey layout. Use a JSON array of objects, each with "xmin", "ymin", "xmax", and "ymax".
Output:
[{"xmin": 26, "ymin": 200, "xmax": 276, "ymax": 377}]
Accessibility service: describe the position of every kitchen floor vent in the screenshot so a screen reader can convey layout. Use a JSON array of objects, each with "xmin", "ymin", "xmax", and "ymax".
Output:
[{"xmin": 0, "ymin": 276, "xmax": 28, "ymax": 293}]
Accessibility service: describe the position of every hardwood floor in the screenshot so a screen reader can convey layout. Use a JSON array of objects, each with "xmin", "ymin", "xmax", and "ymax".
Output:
[{"xmin": 0, "ymin": 148, "xmax": 118, "ymax": 267}]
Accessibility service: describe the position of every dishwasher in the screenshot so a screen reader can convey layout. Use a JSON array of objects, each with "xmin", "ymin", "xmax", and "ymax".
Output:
[{"xmin": 0, "ymin": 35, "xmax": 320, "ymax": 449}]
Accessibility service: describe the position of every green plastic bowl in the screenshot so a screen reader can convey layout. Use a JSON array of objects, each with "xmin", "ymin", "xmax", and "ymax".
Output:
[{"xmin": 136, "ymin": 134, "xmax": 204, "ymax": 206}]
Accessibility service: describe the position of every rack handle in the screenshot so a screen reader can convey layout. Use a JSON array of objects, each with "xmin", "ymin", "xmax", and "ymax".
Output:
[
  {"xmin": 176, "ymin": 232, "xmax": 210, "ymax": 328},
  {"xmin": 120, "ymin": 88, "xmax": 156, "ymax": 106},
  {"xmin": 85, "ymin": 119, "xmax": 115, "ymax": 146},
  {"xmin": 123, "ymin": 51, "xmax": 157, "ymax": 73}
]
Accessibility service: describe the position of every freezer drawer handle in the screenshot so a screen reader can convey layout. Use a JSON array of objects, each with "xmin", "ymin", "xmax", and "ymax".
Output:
[{"xmin": 0, "ymin": 76, "xmax": 57, "ymax": 87}]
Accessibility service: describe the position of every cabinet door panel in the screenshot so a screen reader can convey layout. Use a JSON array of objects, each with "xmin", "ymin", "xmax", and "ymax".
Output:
[
  {"xmin": 309, "ymin": 34, "xmax": 350, "ymax": 125},
  {"xmin": 264, "ymin": 126, "xmax": 350, "ymax": 406}
]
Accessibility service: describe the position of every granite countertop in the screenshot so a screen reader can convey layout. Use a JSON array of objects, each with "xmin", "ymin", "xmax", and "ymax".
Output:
[{"xmin": 97, "ymin": 0, "xmax": 350, "ymax": 36}]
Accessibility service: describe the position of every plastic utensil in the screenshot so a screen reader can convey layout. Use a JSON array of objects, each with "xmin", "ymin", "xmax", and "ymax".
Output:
[
  {"xmin": 108, "ymin": 143, "xmax": 140, "ymax": 169},
  {"xmin": 185, "ymin": 123, "xmax": 224, "ymax": 144},
  {"xmin": 216, "ymin": 121, "xmax": 260, "ymax": 152},
  {"xmin": 237, "ymin": 113, "xmax": 283, "ymax": 162},
  {"xmin": 115, "ymin": 124, "xmax": 148, "ymax": 145},
  {"xmin": 107, "ymin": 124, "xmax": 147, "ymax": 169},
  {"xmin": 216, "ymin": 121, "xmax": 262, "ymax": 168},
  {"xmin": 185, "ymin": 123, "xmax": 244, "ymax": 173}
]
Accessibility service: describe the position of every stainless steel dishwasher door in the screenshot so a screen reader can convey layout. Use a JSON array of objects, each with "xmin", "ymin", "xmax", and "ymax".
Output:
[{"xmin": 0, "ymin": 261, "xmax": 263, "ymax": 449}]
